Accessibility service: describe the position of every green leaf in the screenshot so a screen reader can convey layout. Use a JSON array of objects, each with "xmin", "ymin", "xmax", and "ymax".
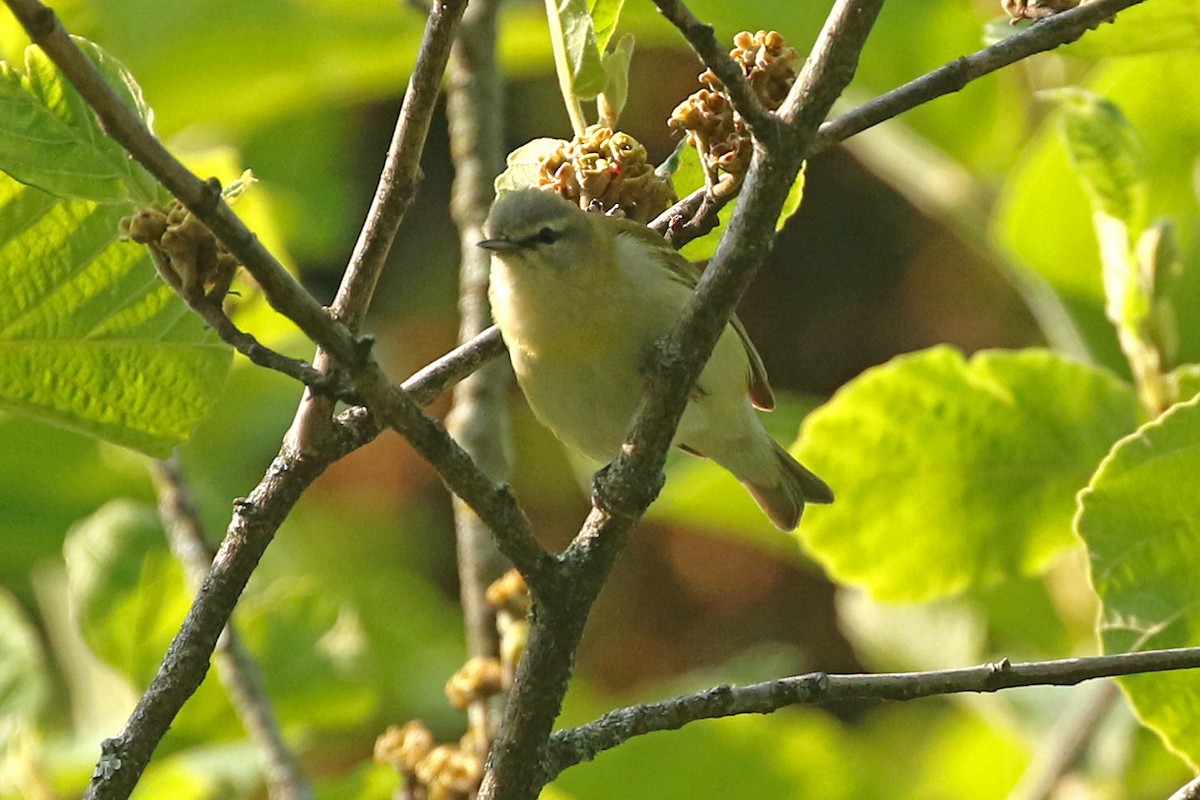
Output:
[
  {"xmin": 597, "ymin": 33, "xmax": 634, "ymax": 125},
  {"xmin": 547, "ymin": 0, "xmax": 608, "ymax": 102},
  {"xmin": 1049, "ymin": 88, "xmax": 1147, "ymax": 231},
  {"xmin": 1049, "ymin": 89, "xmax": 1149, "ymax": 344},
  {"xmin": 236, "ymin": 579, "xmax": 377, "ymax": 731},
  {"xmin": 0, "ymin": 173, "xmax": 232, "ymax": 457},
  {"xmin": 62, "ymin": 500, "xmax": 191, "ymax": 687},
  {"xmin": 1078, "ymin": 396, "xmax": 1200, "ymax": 767},
  {"xmin": 588, "ymin": 0, "xmax": 626, "ymax": 54},
  {"xmin": 794, "ymin": 347, "xmax": 1142, "ymax": 602},
  {"xmin": 0, "ymin": 39, "xmax": 158, "ymax": 204}
]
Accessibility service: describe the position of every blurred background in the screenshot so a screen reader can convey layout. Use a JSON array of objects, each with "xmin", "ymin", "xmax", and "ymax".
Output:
[{"xmin": 2, "ymin": 0, "xmax": 1198, "ymax": 797}]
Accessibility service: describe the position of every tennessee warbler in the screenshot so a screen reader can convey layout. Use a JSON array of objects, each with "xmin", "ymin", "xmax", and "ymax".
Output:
[{"xmin": 479, "ymin": 189, "xmax": 833, "ymax": 530}]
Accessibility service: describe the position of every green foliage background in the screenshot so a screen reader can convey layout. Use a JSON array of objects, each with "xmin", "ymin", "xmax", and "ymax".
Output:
[{"xmin": 0, "ymin": 0, "xmax": 1198, "ymax": 798}]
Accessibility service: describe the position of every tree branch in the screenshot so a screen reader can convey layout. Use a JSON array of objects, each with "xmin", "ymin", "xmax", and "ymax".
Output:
[
  {"xmin": 811, "ymin": 0, "xmax": 1148, "ymax": 152},
  {"xmin": 444, "ymin": 0, "xmax": 513, "ymax": 662},
  {"xmin": 3, "ymin": 0, "xmax": 362, "ymax": 369},
  {"xmin": 286, "ymin": 0, "xmax": 470, "ymax": 452},
  {"xmin": 650, "ymin": 0, "xmax": 777, "ymax": 141},
  {"xmin": 478, "ymin": 3, "xmax": 885, "ymax": 799},
  {"xmin": 544, "ymin": 648, "xmax": 1200, "ymax": 778},
  {"xmin": 79, "ymin": 326, "xmax": 508, "ymax": 800},
  {"xmin": 151, "ymin": 457, "xmax": 315, "ymax": 800},
  {"xmin": 547, "ymin": 652, "xmax": 1200, "ymax": 782}
]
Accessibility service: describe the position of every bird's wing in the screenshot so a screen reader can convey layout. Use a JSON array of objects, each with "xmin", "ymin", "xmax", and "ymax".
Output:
[{"xmin": 614, "ymin": 220, "xmax": 776, "ymax": 411}]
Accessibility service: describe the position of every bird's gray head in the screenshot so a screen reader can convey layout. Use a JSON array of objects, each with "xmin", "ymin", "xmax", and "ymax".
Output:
[{"xmin": 478, "ymin": 189, "xmax": 592, "ymax": 268}]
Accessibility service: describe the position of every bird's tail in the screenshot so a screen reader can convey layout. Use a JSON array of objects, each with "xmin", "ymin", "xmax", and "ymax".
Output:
[{"xmin": 742, "ymin": 442, "xmax": 834, "ymax": 531}]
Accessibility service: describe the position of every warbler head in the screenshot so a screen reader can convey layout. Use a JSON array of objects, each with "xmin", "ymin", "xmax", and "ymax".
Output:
[{"xmin": 478, "ymin": 189, "xmax": 597, "ymax": 271}]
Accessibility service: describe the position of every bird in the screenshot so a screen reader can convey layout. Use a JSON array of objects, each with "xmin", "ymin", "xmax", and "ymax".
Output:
[{"xmin": 479, "ymin": 188, "xmax": 833, "ymax": 530}]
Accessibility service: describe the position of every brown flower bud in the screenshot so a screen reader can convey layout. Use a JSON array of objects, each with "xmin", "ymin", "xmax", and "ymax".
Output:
[
  {"xmin": 444, "ymin": 656, "xmax": 504, "ymax": 710},
  {"xmin": 486, "ymin": 569, "xmax": 531, "ymax": 617},
  {"xmin": 374, "ymin": 720, "xmax": 435, "ymax": 773}
]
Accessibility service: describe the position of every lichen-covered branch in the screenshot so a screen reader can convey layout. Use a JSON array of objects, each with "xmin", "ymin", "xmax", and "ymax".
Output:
[
  {"xmin": 544, "ymin": 648, "xmax": 1200, "ymax": 778},
  {"xmin": 151, "ymin": 458, "xmax": 315, "ymax": 800},
  {"xmin": 444, "ymin": 0, "xmax": 513, "ymax": 660}
]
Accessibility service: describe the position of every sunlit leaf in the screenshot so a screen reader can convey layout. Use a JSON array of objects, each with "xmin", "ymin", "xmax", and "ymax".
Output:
[
  {"xmin": 794, "ymin": 347, "xmax": 1141, "ymax": 602},
  {"xmin": 1049, "ymin": 88, "xmax": 1148, "ymax": 343},
  {"xmin": 0, "ymin": 39, "xmax": 158, "ymax": 204},
  {"xmin": 547, "ymin": 0, "xmax": 608, "ymax": 101},
  {"xmin": 1078, "ymin": 396, "xmax": 1200, "ymax": 768},
  {"xmin": 0, "ymin": 173, "xmax": 232, "ymax": 457},
  {"xmin": 1048, "ymin": 88, "xmax": 1147, "ymax": 231},
  {"xmin": 588, "ymin": 0, "xmax": 625, "ymax": 54}
]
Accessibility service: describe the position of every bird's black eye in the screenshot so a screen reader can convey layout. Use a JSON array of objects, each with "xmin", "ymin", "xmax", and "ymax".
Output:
[{"xmin": 535, "ymin": 226, "xmax": 559, "ymax": 245}]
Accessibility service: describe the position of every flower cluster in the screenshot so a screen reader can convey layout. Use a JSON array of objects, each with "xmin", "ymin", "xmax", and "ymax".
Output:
[
  {"xmin": 374, "ymin": 569, "xmax": 532, "ymax": 799},
  {"xmin": 536, "ymin": 124, "xmax": 677, "ymax": 223},
  {"xmin": 1002, "ymin": 0, "xmax": 1084, "ymax": 22},
  {"xmin": 669, "ymin": 30, "xmax": 799, "ymax": 187},
  {"xmin": 120, "ymin": 202, "xmax": 238, "ymax": 299}
]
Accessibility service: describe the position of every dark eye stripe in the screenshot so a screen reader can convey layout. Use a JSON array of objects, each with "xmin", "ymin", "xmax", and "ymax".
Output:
[{"xmin": 520, "ymin": 227, "xmax": 560, "ymax": 247}]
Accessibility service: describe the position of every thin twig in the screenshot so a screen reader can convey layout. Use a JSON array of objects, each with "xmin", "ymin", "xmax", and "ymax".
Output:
[
  {"xmin": 78, "ymin": 326, "xmax": 508, "ymax": 800},
  {"xmin": 332, "ymin": 0, "xmax": 470, "ymax": 329},
  {"xmin": 143, "ymin": 246, "xmax": 356, "ymax": 402},
  {"xmin": 150, "ymin": 458, "xmax": 315, "ymax": 800},
  {"xmin": 444, "ymin": 0, "xmax": 512, "ymax": 662},
  {"xmin": 288, "ymin": 0, "xmax": 471, "ymax": 450},
  {"xmin": 3, "ymin": 0, "xmax": 361, "ymax": 369},
  {"xmin": 650, "ymin": 0, "xmax": 777, "ymax": 141},
  {"xmin": 810, "ymin": 0, "xmax": 1148, "ymax": 152},
  {"xmin": 403, "ymin": 326, "xmax": 507, "ymax": 406},
  {"xmin": 544, "ymin": 648, "xmax": 1200, "ymax": 779}
]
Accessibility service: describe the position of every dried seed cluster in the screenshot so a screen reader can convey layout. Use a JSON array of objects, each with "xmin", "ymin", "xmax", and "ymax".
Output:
[
  {"xmin": 120, "ymin": 203, "xmax": 238, "ymax": 299},
  {"xmin": 536, "ymin": 124, "xmax": 677, "ymax": 223},
  {"xmin": 375, "ymin": 569, "xmax": 532, "ymax": 799},
  {"xmin": 1002, "ymin": 0, "xmax": 1083, "ymax": 22},
  {"xmin": 669, "ymin": 30, "xmax": 799, "ymax": 187}
]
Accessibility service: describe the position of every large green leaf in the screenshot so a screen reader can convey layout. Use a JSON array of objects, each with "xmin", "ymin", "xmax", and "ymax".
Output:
[
  {"xmin": 0, "ymin": 39, "xmax": 158, "ymax": 204},
  {"xmin": 1077, "ymin": 396, "xmax": 1200, "ymax": 768},
  {"xmin": 0, "ymin": 173, "xmax": 232, "ymax": 457},
  {"xmin": 62, "ymin": 500, "xmax": 191, "ymax": 687},
  {"xmin": 794, "ymin": 347, "xmax": 1141, "ymax": 602}
]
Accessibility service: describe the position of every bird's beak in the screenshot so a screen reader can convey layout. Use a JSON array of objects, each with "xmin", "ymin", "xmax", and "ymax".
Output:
[{"xmin": 477, "ymin": 237, "xmax": 519, "ymax": 253}]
